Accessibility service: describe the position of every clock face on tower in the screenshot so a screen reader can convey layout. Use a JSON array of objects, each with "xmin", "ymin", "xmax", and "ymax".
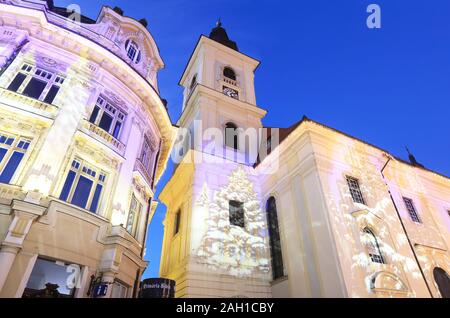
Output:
[{"xmin": 223, "ymin": 86, "xmax": 239, "ymax": 100}]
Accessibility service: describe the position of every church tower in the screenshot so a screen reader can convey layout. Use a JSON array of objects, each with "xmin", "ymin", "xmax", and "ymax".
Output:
[{"xmin": 159, "ymin": 22, "xmax": 272, "ymax": 298}]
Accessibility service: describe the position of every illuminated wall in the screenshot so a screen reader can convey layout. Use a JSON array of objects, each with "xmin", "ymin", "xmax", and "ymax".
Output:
[
  {"xmin": 258, "ymin": 119, "xmax": 450, "ymax": 298},
  {"xmin": 193, "ymin": 166, "xmax": 270, "ymax": 277},
  {"xmin": 0, "ymin": 0, "xmax": 175, "ymax": 298}
]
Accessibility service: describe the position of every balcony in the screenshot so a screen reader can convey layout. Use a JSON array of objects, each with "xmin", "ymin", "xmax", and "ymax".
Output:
[
  {"xmin": 222, "ymin": 77, "xmax": 237, "ymax": 87},
  {"xmin": 80, "ymin": 120, "xmax": 125, "ymax": 155},
  {"xmin": 0, "ymin": 183, "xmax": 25, "ymax": 203},
  {"xmin": 134, "ymin": 159, "xmax": 154, "ymax": 188},
  {"xmin": 0, "ymin": 88, "xmax": 59, "ymax": 116}
]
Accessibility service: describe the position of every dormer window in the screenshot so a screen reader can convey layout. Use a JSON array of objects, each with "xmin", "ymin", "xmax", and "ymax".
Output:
[{"xmin": 125, "ymin": 39, "xmax": 141, "ymax": 64}]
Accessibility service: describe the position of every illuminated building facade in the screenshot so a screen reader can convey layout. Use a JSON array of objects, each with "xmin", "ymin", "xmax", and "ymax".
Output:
[
  {"xmin": 159, "ymin": 23, "xmax": 450, "ymax": 298},
  {"xmin": 0, "ymin": 0, "xmax": 175, "ymax": 298}
]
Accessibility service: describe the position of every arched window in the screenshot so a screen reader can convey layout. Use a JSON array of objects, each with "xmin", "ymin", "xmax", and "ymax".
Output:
[
  {"xmin": 223, "ymin": 67, "xmax": 236, "ymax": 81},
  {"xmin": 125, "ymin": 39, "xmax": 141, "ymax": 64},
  {"xmin": 267, "ymin": 197, "xmax": 284, "ymax": 280},
  {"xmin": 190, "ymin": 74, "xmax": 197, "ymax": 91},
  {"xmin": 433, "ymin": 267, "xmax": 450, "ymax": 298},
  {"xmin": 225, "ymin": 122, "xmax": 238, "ymax": 150},
  {"xmin": 362, "ymin": 228, "xmax": 385, "ymax": 264}
]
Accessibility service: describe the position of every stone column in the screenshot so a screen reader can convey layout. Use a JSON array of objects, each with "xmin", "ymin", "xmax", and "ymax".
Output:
[
  {"xmin": 22, "ymin": 75, "xmax": 94, "ymax": 201},
  {"xmin": 0, "ymin": 246, "xmax": 20, "ymax": 292},
  {"xmin": 100, "ymin": 271, "xmax": 116, "ymax": 298},
  {"xmin": 110, "ymin": 116, "xmax": 143, "ymax": 226},
  {"xmin": 0, "ymin": 200, "xmax": 46, "ymax": 292}
]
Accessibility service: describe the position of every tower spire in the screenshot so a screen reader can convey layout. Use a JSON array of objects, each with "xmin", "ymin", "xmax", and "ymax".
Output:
[{"xmin": 209, "ymin": 19, "xmax": 239, "ymax": 51}]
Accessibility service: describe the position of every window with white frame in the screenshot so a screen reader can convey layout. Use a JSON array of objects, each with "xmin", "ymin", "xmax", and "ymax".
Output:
[
  {"xmin": 140, "ymin": 136, "xmax": 156, "ymax": 177},
  {"xmin": 111, "ymin": 280, "xmax": 128, "ymax": 298},
  {"xmin": 59, "ymin": 158, "xmax": 107, "ymax": 213},
  {"xmin": 125, "ymin": 39, "xmax": 141, "ymax": 64},
  {"xmin": 89, "ymin": 96, "xmax": 126, "ymax": 139},
  {"xmin": 403, "ymin": 197, "xmax": 422, "ymax": 223},
  {"xmin": 0, "ymin": 132, "xmax": 31, "ymax": 184},
  {"xmin": 7, "ymin": 63, "xmax": 65, "ymax": 104},
  {"xmin": 362, "ymin": 228, "xmax": 385, "ymax": 264},
  {"xmin": 346, "ymin": 176, "xmax": 366, "ymax": 205},
  {"xmin": 126, "ymin": 194, "xmax": 142, "ymax": 237}
]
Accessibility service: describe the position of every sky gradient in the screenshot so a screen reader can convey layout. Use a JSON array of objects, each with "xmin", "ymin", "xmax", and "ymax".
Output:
[{"xmin": 55, "ymin": 0, "xmax": 450, "ymax": 278}]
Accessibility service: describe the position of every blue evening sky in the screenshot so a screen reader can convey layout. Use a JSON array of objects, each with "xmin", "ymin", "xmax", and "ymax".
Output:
[{"xmin": 55, "ymin": 0, "xmax": 450, "ymax": 278}]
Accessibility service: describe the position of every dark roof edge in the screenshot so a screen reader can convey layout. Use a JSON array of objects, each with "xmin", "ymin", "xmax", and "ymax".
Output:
[{"xmin": 262, "ymin": 116, "xmax": 450, "ymax": 181}]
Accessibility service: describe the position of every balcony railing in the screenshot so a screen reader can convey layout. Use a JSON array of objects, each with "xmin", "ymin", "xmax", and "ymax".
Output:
[
  {"xmin": 0, "ymin": 88, "xmax": 59, "ymax": 115},
  {"xmin": 81, "ymin": 120, "xmax": 125, "ymax": 155},
  {"xmin": 0, "ymin": 183, "xmax": 25, "ymax": 202},
  {"xmin": 134, "ymin": 159, "xmax": 154, "ymax": 188},
  {"xmin": 223, "ymin": 77, "xmax": 237, "ymax": 87}
]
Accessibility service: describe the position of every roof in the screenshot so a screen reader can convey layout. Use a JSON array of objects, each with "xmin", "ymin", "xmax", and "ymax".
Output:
[
  {"xmin": 46, "ymin": 1, "xmax": 96, "ymax": 24},
  {"xmin": 258, "ymin": 116, "xmax": 450, "ymax": 181},
  {"xmin": 209, "ymin": 20, "xmax": 239, "ymax": 51}
]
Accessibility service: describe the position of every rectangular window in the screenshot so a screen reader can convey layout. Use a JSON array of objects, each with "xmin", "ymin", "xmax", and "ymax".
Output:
[
  {"xmin": 0, "ymin": 132, "xmax": 31, "ymax": 184},
  {"xmin": 59, "ymin": 158, "xmax": 107, "ymax": 213},
  {"xmin": 6, "ymin": 63, "xmax": 65, "ymax": 104},
  {"xmin": 88, "ymin": 96, "xmax": 126, "ymax": 139},
  {"xmin": 126, "ymin": 195, "xmax": 142, "ymax": 237},
  {"xmin": 7, "ymin": 72, "xmax": 26, "ymax": 92},
  {"xmin": 140, "ymin": 137, "xmax": 155, "ymax": 177},
  {"xmin": 173, "ymin": 209, "xmax": 181, "ymax": 236},
  {"xmin": 229, "ymin": 200, "xmax": 245, "ymax": 228},
  {"xmin": 22, "ymin": 77, "xmax": 47, "ymax": 99},
  {"xmin": 346, "ymin": 176, "xmax": 366, "ymax": 205},
  {"xmin": 23, "ymin": 258, "xmax": 78, "ymax": 298},
  {"xmin": 403, "ymin": 197, "xmax": 422, "ymax": 223},
  {"xmin": 43, "ymin": 85, "xmax": 60, "ymax": 104}
]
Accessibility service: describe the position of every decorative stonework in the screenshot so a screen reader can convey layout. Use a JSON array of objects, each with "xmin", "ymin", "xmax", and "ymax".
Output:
[
  {"xmin": 0, "ymin": 112, "xmax": 46, "ymax": 134},
  {"xmin": 74, "ymin": 139, "xmax": 121, "ymax": 170},
  {"xmin": 104, "ymin": 89, "xmax": 128, "ymax": 111}
]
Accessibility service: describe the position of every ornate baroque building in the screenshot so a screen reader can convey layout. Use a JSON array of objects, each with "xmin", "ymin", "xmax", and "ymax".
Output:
[
  {"xmin": 0, "ymin": 1, "xmax": 175, "ymax": 298},
  {"xmin": 158, "ymin": 22, "xmax": 450, "ymax": 297},
  {"xmin": 0, "ymin": 0, "xmax": 449, "ymax": 300}
]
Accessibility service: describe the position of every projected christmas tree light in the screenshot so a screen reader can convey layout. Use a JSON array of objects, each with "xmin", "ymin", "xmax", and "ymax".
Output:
[{"xmin": 194, "ymin": 167, "xmax": 270, "ymax": 277}]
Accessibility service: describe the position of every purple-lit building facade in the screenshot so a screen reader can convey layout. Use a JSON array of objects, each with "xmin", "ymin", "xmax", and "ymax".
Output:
[
  {"xmin": 0, "ymin": 0, "xmax": 175, "ymax": 298},
  {"xmin": 0, "ymin": 0, "xmax": 448, "ymax": 300}
]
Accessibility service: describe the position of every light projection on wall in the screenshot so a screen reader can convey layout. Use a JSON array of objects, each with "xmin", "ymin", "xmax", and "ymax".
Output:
[
  {"xmin": 319, "ymin": 136, "xmax": 450, "ymax": 298},
  {"xmin": 194, "ymin": 167, "xmax": 270, "ymax": 277}
]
